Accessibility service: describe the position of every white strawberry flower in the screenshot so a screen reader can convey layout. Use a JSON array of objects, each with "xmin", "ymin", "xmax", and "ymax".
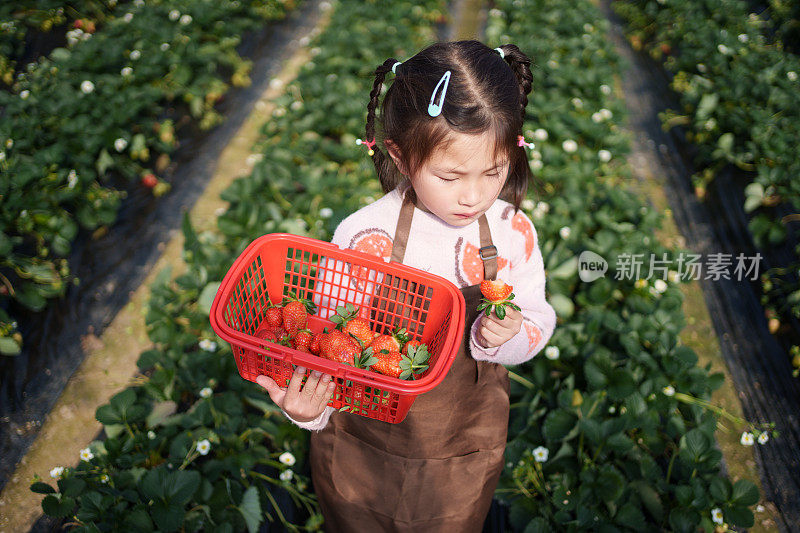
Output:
[
  {"xmin": 133, "ymin": 0, "xmax": 144, "ymax": 6},
  {"xmin": 562, "ymin": 139, "xmax": 578, "ymax": 153},
  {"xmin": 123, "ymin": 13, "xmax": 133, "ymax": 22},
  {"xmin": 319, "ymin": 207, "xmax": 333, "ymax": 218},
  {"xmin": 570, "ymin": 97, "xmax": 583, "ymax": 109},
  {"xmin": 160, "ymin": 43, "xmax": 170, "ymax": 51},
  {"xmin": 547, "ymin": 59, "xmax": 558, "ymax": 69},
  {"xmin": 199, "ymin": 387, "xmax": 213, "ymax": 398},
  {"xmin": 50, "ymin": 466, "xmax": 65, "ymax": 479},
  {"xmin": 532, "ymin": 446, "xmax": 549, "ymax": 463},
  {"xmin": 130, "ymin": 49, "xmax": 141, "ymax": 60},
  {"xmin": 788, "ymin": 71, "xmax": 798, "ymax": 82},
  {"xmin": 598, "ymin": 149, "xmax": 612, "ymax": 162},
  {"xmin": 533, "ymin": 128, "xmax": 548, "ymax": 141},
  {"xmin": 531, "ymin": 160, "xmax": 543, "ymax": 171},
  {"xmin": 717, "ymin": 44, "xmax": 731, "ymax": 55},
  {"xmin": 100, "ymin": 474, "xmax": 110, "ymax": 484},
  {"xmin": 592, "ymin": 112, "xmax": 603, "ymax": 123},
  {"xmin": 634, "ymin": 278, "xmax": 648, "ymax": 289},
  {"xmin": 698, "ymin": 63, "xmax": 707, "ymax": 73},
  {"xmin": 654, "ymin": 279, "xmax": 668, "ymax": 293},
  {"xmin": 67, "ymin": 169, "xmax": 78, "ymax": 189},
  {"xmin": 740, "ymin": 431, "xmax": 755, "ymax": 446},
  {"xmin": 147, "ymin": 430, "xmax": 156, "ymax": 439},
  {"xmin": 199, "ymin": 339, "xmax": 217, "ymax": 352},
  {"xmin": 279, "ymin": 451, "xmax": 296, "ymax": 466},
  {"xmin": 180, "ymin": 14, "xmax": 192, "ymax": 25},
  {"xmin": 544, "ymin": 346, "xmax": 560, "ymax": 360},
  {"xmin": 5, "ymin": 139, "xmax": 12, "ymax": 149},
  {"xmin": 531, "ymin": 149, "xmax": 541, "ymax": 160},
  {"xmin": 114, "ymin": 138, "xmax": 128, "ymax": 152},
  {"xmin": 536, "ymin": 201, "xmax": 550, "ymax": 214},
  {"xmin": 756, "ymin": 505, "xmax": 765, "ymax": 513},
  {"xmin": 668, "ymin": 270, "xmax": 680, "ymax": 283},
  {"xmin": 521, "ymin": 199, "xmax": 535, "ymax": 211},
  {"xmin": 80, "ymin": 448, "xmax": 94, "ymax": 461},
  {"xmin": 169, "ymin": 9, "xmax": 180, "ymax": 20},
  {"xmin": 600, "ymin": 108, "xmax": 612, "ymax": 120},
  {"xmin": 196, "ymin": 439, "xmax": 211, "ymax": 455},
  {"xmin": 559, "ymin": 226, "xmax": 571, "ymax": 239},
  {"xmin": 662, "ymin": 385, "xmax": 675, "ymax": 397},
  {"xmin": 0, "ymin": 152, "xmax": 5, "ymax": 162},
  {"xmin": 81, "ymin": 80, "xmax": 95, "ymax": 94},
  {"xmin": 280, "ymin": 469, "xmax": 293, "ymax": 482},
  {"xmin": 121, "ymin": 66, "xmax": 133, "ymax": 76},
  {"xmin": 757, "ymin": 432, "xmax": 769, "ymax": 445},
  {"xmin": 738, "ymin": 33, "xmax": 749, "ymax": 43},
  {"xmin": 711, "ymin": 508, "xmax": 724, "ymax": 525}
]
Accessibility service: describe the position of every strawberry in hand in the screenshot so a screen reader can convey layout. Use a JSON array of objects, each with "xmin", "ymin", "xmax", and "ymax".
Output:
[{"xmin": 478, "ymin": 279, "xmax": 521, "ymax": 320}]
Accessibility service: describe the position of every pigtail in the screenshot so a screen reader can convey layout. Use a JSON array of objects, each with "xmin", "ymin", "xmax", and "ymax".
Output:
[
  {"xmin": 365, "ymin": 58, "xmax": 401, "ymax": 194},
  {"xmin": 495, "ymin": 44, "xmax": 533, "ymax": 122}
]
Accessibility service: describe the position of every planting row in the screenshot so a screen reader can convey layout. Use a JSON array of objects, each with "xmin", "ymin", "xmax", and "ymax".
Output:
[
  {"xmin": 613, "ymin": 0, "xmax": 800, "ymax": 374},
  {"xmin": 0, "ymin": 0, "xmax": 296, "ymax": 357},
  {"xmin": 488, "ymin": 0, "xmax": 763, "ymax": 530},
  {"xmin": 30, "ymin": 0, "xmax": 448, "ymax": 530}
]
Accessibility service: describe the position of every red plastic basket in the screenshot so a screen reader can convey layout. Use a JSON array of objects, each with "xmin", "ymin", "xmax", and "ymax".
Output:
[{"xmin": 209, "ymin": 233, "xmax": 466, "ymax": 424}]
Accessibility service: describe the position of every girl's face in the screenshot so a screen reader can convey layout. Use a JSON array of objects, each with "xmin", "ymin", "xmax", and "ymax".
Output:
[{"xmin": 391, "ymin": 130, "xmax": 510, "ymax": 227}]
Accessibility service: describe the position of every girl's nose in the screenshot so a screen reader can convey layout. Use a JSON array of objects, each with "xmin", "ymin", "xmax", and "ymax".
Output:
[{"xmin": 459, "ymin": 180, "xmax": 481, "ymax": 207}]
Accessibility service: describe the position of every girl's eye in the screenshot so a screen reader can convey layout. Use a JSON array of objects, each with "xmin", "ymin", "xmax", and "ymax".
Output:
[{"xmin": 436, "ymin": 176, "xmax": 456, "ymax": 183}]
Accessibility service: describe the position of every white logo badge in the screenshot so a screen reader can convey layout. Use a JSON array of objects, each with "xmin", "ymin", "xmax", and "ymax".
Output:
[{"xmin": 578, "ymin": 250, "xmax": 608, "ymax": 282}]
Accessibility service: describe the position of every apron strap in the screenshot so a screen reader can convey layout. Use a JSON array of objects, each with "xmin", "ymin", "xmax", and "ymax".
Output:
[{"xmin": 391, "ymin": 189, "xmax": 497, "ymax": 281}]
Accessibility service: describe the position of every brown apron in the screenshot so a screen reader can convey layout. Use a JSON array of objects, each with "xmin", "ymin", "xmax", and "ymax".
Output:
[{"xmin": 309, "ymin": 192, "xmax": 510, "ymax": 532}]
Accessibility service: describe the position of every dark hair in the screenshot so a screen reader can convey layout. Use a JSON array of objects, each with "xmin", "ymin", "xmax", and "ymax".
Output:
[{"xmin": 363, "ymin": 40, "xmax": 535, "ymax": 211}]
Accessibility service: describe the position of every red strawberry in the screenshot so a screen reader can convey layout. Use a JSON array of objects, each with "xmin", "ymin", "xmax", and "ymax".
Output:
[
  {"xmin": 293, "ymin": 329, "xmax": 313, "ymax": 352},
  {"xmin": 265, "ymin": 305, "xmax": 283, "ymax": 328},
  {"xmin": 402, "ymin": 339, "xmax": 421, "ymax": 355},
  {"xmin": 331, "ymin": 303, "xmax": 376, "ymax": 347},
  {"xmin": 370, "ymin": 326, "xmax": 409, "ymax": 354},
  {"xmin": 480, "ymin": 279, "xmax": 513, "ymax": 302},
  {"xmin": 256, "ymin": 329, "xmax": 278, "ymax": 343},
  {"xmin": 371, "ymin": 350, "xmax": 403, "ymax": 378},
  {"xmin": 309, "ymin": 332, "xmax": 323, "ymax": 355},
  {"xmin": 141, "ymin": 173, "xmax": 158, "ymax": 188},
  {"xmin": 280, "ymin": 292, "xmax": 316, "ymax": 336},
  {"xmin": 478, "ymin": 278, "xmax": 521, "ymax": 320},
  {"xmin": 319, "ymin": 330, "xmax": 362, "ymax": 366},
  {"xmin": 369, "ymin": 343, "xmax": 431, "ymax": 380}
]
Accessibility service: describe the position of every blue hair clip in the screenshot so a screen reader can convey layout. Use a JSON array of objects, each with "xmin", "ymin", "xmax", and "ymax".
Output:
[{"xmin": 427, "ymin": 70, "xmax": 451, "ymax": 117}]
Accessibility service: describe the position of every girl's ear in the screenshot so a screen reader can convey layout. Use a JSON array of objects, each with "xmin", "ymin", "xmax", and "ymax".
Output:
[{"xmin": 384, "ymin": 139, "xmax": 409, "ymax": 176}]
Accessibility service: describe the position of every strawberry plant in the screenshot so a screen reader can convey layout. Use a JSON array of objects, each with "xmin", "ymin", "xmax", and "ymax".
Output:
[
  {"xmin": 613, "ymin": 0, "xmax": 800, "ymax": 374},
  {"xmin": 489, "ymin": 0, "xmax": 764, "ymax": 530},
  {"xmin": 0, "ymin": 0, "xmax": 296, "ymax": 356}
]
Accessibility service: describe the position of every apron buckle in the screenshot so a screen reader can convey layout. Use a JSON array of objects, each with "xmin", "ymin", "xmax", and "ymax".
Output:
[{"xmin": 478, "ymin": 245, "xmax": 498, "ymax": 260}]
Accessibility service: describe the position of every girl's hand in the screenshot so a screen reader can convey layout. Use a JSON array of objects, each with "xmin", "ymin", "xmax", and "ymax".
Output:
[
  {"xmin": 476, "ymin": 307, "xmax": 523, "ymax": 349},
  {"xmin": 256, "ymin": 366, "xmax": 335, "ymax": 423}
]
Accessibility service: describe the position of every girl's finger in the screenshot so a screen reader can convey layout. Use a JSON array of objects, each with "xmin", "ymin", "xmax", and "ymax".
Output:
[
  {"xmin": 303, "ymin": 370, "xmax": 322, "ymax": 397},
  {"xmin": 285, "ymin": 366, "xmax": 306, "ymax": 398},
  {"xmin": 314, "ymin": 375, "xmax": 336, "ymax": 408},
  {"xmin": 480, "ymin": 325, "xmax": 502, "ymax": 347},
  {"xmin": 255, "ymin": 375, "xmax": 286, "ymax": 406}
]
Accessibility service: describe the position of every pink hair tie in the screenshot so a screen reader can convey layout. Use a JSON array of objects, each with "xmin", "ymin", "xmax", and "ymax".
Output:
[
  {"xmin": 356, "ymin": 137, "xmax": 376, "ymax": 156},
  {"xmin": 517, "ymin": 135, "xmax": 535, "ymax": 150}
]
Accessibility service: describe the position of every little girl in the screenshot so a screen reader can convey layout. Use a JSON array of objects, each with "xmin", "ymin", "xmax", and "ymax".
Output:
[{"xmin": 257, "ymin": 40, "xmax": 556, "ymax": 531}]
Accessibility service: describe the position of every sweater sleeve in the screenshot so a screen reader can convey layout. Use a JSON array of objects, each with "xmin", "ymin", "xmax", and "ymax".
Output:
[{"xmin": 468, "ymin": 210, "xmax": 556, "ymax": 365}]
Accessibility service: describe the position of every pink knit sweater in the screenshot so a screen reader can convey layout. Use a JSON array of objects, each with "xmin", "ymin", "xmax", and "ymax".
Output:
[{"xmin": 284, "ymin": 186, "xmax": 557, "ymax": 430}]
